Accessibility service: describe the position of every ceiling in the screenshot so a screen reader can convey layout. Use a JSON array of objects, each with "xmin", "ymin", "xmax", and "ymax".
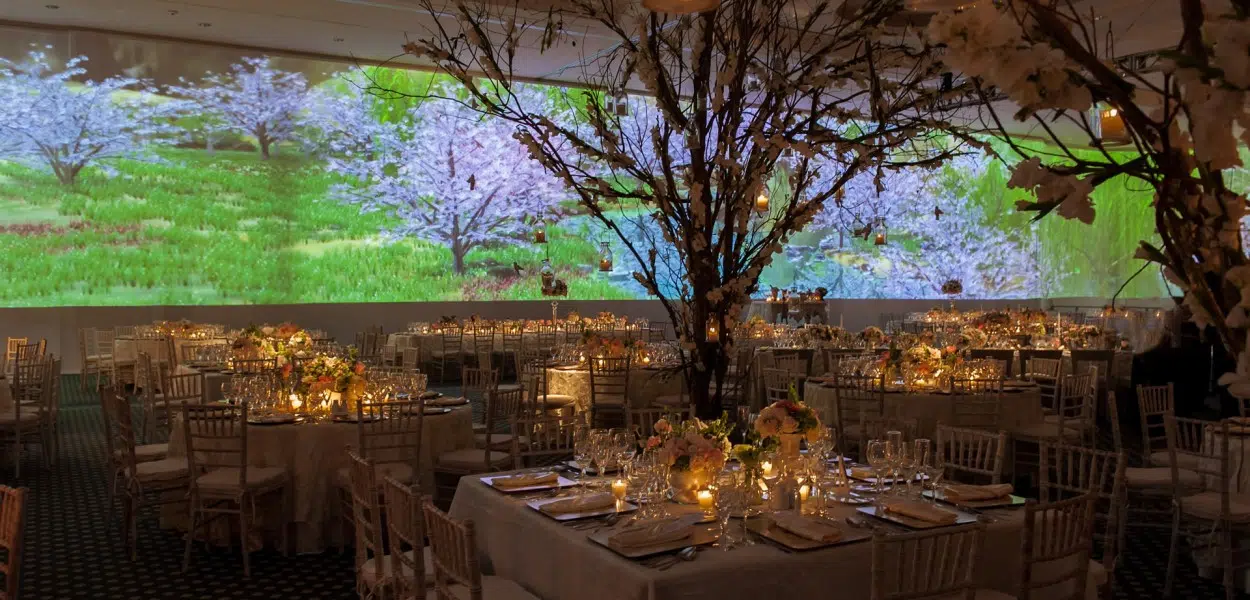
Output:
[{"xmin": 0, "ymin": 0, "xmax": 1183, "ymax": 142}]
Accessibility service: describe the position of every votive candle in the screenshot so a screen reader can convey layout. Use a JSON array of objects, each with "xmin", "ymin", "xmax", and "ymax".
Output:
[
  {"xmin": 762, "ymin": 461, "xmax": 775, "ymax": 478},
  {"xmin": 697, "ymin": 489, "xmax": 714, "ymax": 514},
  {"xmin": 611, "ymin": 479, "xmax": 628, "ymax": 500}
]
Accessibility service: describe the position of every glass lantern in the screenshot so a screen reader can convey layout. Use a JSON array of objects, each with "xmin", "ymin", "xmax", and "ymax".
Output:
[
  {"xmin": 534, "ymin": 221, "xmax": 547, "ymax": 244},
  {"xmin": 755, "ymin": 190, "xmax": 770, "ymax": 212},
  {"xmin": 598, "ymin": 242, "xmax": 613, "ymax": 272},
  {"xmin": 540, "ymin": 258, "xmax": 555, "ymax": 289}
]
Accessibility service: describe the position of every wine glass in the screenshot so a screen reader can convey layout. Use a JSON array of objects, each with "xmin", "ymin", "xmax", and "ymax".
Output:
[
  {"xmin": 920, "ymin": 442, "xmax": 945, "ymax": 503},
  {"xmin": 573, "ymin": 425, "xmax": 593, "ymax": 494},
  {"xmin": 913, "ymin": 439, "xmax": 934, "ymax": 500},
  {"xmin": 885, "ymin": 430, "xmax": 904, "ymax": 494},
  {"xmin": 898, "ymin": 443, "xmax": 920, "ymax": 497},
  {"xmin": 713, "ymin": 473, "xmax": 742, "ymax": 551},
  {"xmin": 866, "ymin": 440, "xmax": 889, "ymax": 496}
]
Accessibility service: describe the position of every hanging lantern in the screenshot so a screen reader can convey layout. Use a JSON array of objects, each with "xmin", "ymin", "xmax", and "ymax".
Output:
[
  {"xmin": 705, "ymin": 318, "xmax": 721, "ymax": 342},
  {"xmin": 533, "ymin": 220, "xmax": 547, "ymax": 244},
  {"xmin": 874, "ymin": 231, "xmax": 887, "ymax": 246},
  {"xmin": 643, "ymin": 0, "xmax": 720, "ymax": 14},
  {"xmin": 755, "ymin": 190, "xmax": 770, "ymax": 212},
  {"xmin": 598, "ymin": 241, "xmax": 613, "ymax": 272},
  {"xmin": 539, "ymin": 258, "xmax": 555, "ymax": 290},
  {"xmin": 1088, "ymin": 103, "xmax": 1129, "ymax": 145}
]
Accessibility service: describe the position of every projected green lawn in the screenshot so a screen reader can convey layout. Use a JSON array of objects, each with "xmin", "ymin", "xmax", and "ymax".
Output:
[{"xmin": 0, "ymin": 31, "xmax": 1181, "ymax": 306}]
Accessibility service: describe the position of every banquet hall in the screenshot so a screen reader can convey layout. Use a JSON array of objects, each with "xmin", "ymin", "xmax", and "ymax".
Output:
[{"xmin": 1, "ymin": 0, "xmax": 1249, "ymax": 599}]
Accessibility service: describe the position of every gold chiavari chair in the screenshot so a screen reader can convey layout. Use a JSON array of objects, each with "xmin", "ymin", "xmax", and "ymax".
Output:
[
  {"xmin": 435, "ymin": 390, "xmax": 514, "ymax": 500},
  {"xmin": 518, "ymin": 350, "xmax": 575, "ymax": 414},
  {"xmin": 101, "ymin": 387, "xmax": 188, "ymax": 559},
  {"xmin": 627, "ymin": 406, "xmax": 692, "ymax": 439},
  {"xmin": 588, "ymin": 356, "xmax": 630, "ymax": 428},
  {"xmin": 1024, "ymin": 357, "xmax": 1064, "ymax": 416},
  {"xmin": 462, "ymin": 366, "xmax": 500, "ymax": 433},
  {"xmin": 935, "ymin": 425, "xmax": 1008, "ymax": 485},
  {"xmin": 2, "ymin": 336, "xmax": 26, "ymax": 379},
  {"xmin": 563, "ymin": 322, "xmax": 583, "ymax": 345},
  {"xmin": 1136, "ymin": 383, "xmax": 1175, "ymax": 466},
  {"xmin": 773, "ymin": 351, "xmax": 808, "ymax": 377},
  {"xmin": 512, "ymin": 414, "xmax": 578, "ymax": 469},
  {"xmin": 969, "ymin": 348, "xmax": 1016, "ymax": 379},
  {"xmin": 0, "ymin": 485, "xmax": 27, "ymax": 600},
  {"xmin": 1038, "ymin": 442, "xmax": 1126, "ymax": 597},
  {"xmin": 382, "ymin": 476, "xmax": 431, "ymax": 599},
  {"xmin": 336, "ymin": 397, "xmax": 426, "ymax": 551},
  {"xmin": 401, "ymin": 346, "xmax": 423, "ymax": 374},
  {"xmin": 1, "ymin": 356, "xmax": 49, "ymax": 477},
  {"xmin": 469, "ymin": 325, "xmax": 496, "ymax": 369},
  {"xmin": 422, "ymin": 498, "xmax": 540, "ymax": 600},
  {"xmin": 1014, "ymin": 370, "xmax": 1095, "ymax": 479},
  {"xmin": 431, "ymin": 327, "xmax": 465, "ymax": 384},
  {"xmin": 761, "ymin": 367, "xmax": 798, "ymax": 405},
  {"xmin": 348, "ymin": 451, "xmax": 430, "ymax": 599},
  {"xmin": 232, "ymin": 357, "xmax": 277, "ymax": 375},
  {"xmin": 79, "ymin": 327, "xmax": 109, "ymax": 391},
  {"xmin": 500, "ymin": 324, "xmax": 525, "ymax": 380},
  {"xmin": 147, "ymin": 370, "xmax": 202, "ymax": 444},
  {"xmin": 647, "ymin": 322, "xmax": 668, "ymax": 342},
  {"xmin": 833, "ymin": 373, "xmax": 886, "ymax": 459},
  {"xmin": 1105, "ymin": 391, "xmax": 1199, "ymax": 534},
  {"xmin": 870, "ymin": 523, "xmax": 986, "ymax": 600},
  {"xmin": 474, "ymin": 388, "xmax": 525, "ymax": 451},
  {"xmin": 181, "ymin": 402, "xmax": 292, "ymax": 577},
  {"xmin": 1164, "ymin": 417, "xmax": 1250, "ymax": 600},
  {"xmin": 950, "ymin": 378, "xmax": 1003, "ymax": 431},
  {"xmin": 534, "ymin": 324, "xmax": 558, "ymax": 351},
  {"xmin": 1017, "ymin": 494, "xmax": 1099, "ymax": 600}
]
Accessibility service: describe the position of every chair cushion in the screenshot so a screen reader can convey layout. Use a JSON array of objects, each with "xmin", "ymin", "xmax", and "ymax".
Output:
[
  {"xmin": 446, "ymin": 576, "xmax": 540, "ymax": 600},
  {"xmin": 1089, "ymin": 559, "xmax": 1108, "ymax": 587},
  {"xmin": 195, "ymin": 466, "xmax": 288, "ymax": 494},
  {"xmin": 474, "ymin": 433, "xmax": 529, "ymax": 450},
  {"xmin": 134, "ymin": 458, "xmax": 189, "ymax": 483},
  {"xmin": 135, "ymin": 443, "xmax": 169, "ymax": 463},
  {"xmin": 1179, "ymin": 492, "xmax": 1250, "ymax": 523},
  {"xmin": 0, "ymin": 410, "xmax": 42, "ymax": 426},
  {"xmin": 1125, "ymin": 466, "xmax": 1202, "ymax": 489},
  {"xmin": 1149, "ymin": 450, "xmax": 1205, "ymax": 471},
  {"xmin": 333, "ymin": 462, "xmax": 415, "ymax": 489},
  {"xmin": 536, "ymin": 394, "xmax": 576, "ymax": 408},
  {"xmin": 1012, "ymin": 424, "xmax": 1083, "ymax": 440},
  {"xmin": 360, "ymin": 547, "xmax": 434, "ymax": 587},
  {"xmin": 437, "ymin": 448, "xmax": 512, "ymax": 471}
]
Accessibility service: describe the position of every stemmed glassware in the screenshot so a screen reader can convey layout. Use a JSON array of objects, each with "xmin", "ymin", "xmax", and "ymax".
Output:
[
  {"xmin": 573, "ymin": 425, "xmax": 593, "ymax": 494},
  {"xmin": 885, "ymin": 430, "xmax": 904, "ymax": 494},
  {"xmin": 917, "ymin": 439, "xmax": 943, "ymax": 502},
  {"xmin": 713, "ymin": 472, "xmax": 743, "ymax": 551},
  {"xmin": 898, "ymin": 442, "xmax": 921, "ymax": 497},
  {"xmin": 866, "ymin": 440, "xmax": 889, "ymax": 496}
]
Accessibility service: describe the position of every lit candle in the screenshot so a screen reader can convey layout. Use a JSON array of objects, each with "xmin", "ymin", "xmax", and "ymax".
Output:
[
  {"xmin": 697, "ymin": 489, "xmax": 714, "ymax": 514},
  {"xmin": 755, "ymin": 191, "xmax": 769, "ymax": 212},
  {"xmin": 706, "ymin": 323, "xmax": 720, "ymax": 342},
  {"xmin": 289, "ymin": 394, "xmax": 302, "ymax": 411},
  {"xmin": 762, "ymin": 461, "xmax": 775, "ymax": 478},
  {"xmin": 534, "ymin": 228, "xmax": 547, "ymax": 243},
  {"xmin": 612, "ymin": 479, "xmax": 628, "ymax": 501},
  {"xmin": 798, "ymin": 484, "xmax": 811, "ymax": 514}
]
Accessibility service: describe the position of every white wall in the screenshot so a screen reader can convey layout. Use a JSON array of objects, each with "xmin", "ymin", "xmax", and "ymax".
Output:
[{"xmin": 2, "ymin": 296, "xmax": 1174, "ymax": 373}]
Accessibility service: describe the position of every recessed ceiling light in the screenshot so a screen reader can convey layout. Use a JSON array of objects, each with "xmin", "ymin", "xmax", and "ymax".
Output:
[{"xmin": 198, "ymin": 22, "xmax": 212, "ymax": 27}]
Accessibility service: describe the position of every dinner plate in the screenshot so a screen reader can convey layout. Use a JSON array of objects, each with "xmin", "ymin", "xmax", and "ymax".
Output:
[
  {"xmin": 746, "ymin": 515, "xmax": 870, "ymax": 551},
  {"xmin": 247, "ymin": 414, "xmax": 298, "ymax": 426},
  {"xmin": 856, "ymin": 505, "xmax": 977, "ymax": 530},
  {"xmin": 331, "ymin": 414, "xmax": 380, "ymax": 423},
  {"xmin": 587, "ymin": 515, "xmax": 719, "ymax": 559},
  {"xmin": 481, "ymin": 474, "xmax": 579, "ymax": 494},
  {"xmin": 922, "ymin": 489, "xmax": 1027, "ymax": 509},
  {"xmin": 526, "ymin": 497, "xmax": 638, "ymax": 521}
]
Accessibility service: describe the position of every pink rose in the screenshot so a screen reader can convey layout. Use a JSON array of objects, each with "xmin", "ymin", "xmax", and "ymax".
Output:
[
  {"xmin": 646, "ymin": 436, "xmax": 661, "ymax": 449},
  {"xmin": 653, "ymin": 419, "xmax": 671, "ymax": 434}
]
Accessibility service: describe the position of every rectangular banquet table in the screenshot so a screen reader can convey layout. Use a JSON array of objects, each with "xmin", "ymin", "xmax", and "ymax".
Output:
[{"xmin": 448, "ymin": 472, "xmax": 1095, "ymax": 600}]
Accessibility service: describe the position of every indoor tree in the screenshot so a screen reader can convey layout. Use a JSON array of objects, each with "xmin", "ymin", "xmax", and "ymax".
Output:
[
  {"xmin": 384, "ymin": 0, "xmax": 971, "ymax": 417},
  {"xmin": 926, "ymin": 1, "xmax": 1250, "ymax": 399}
]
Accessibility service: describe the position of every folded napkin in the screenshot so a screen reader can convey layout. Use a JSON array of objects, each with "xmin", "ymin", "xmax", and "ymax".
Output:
[
  {"xmin": 419, "ymin": 391, "xmax": 441, "ymax": 400},
  {"xmin": 848, "ymin": 467, "xmax": 879, "ymax": 480},
  {"xmin": 427, "ymin": 396, "xmax": 466, "ymax": 407},
  {"xmin": 770, "ymin": 512, "xmax": 843, "ymax": 543},
  {"xmin": 491, "ymin": 472, "xmax": 558, "ymax": 489},
  {"xmin": 883, "ymin": 500, "xmax": 959, "ymax": 524},
  {"xmin": 540, "ymin": 493, "xmax": 616, "ymax": 515},
  {"xmin": 944, "ymin": 483, "xmax": 1013, "ymax": 502},
  {"xmin": 608, "ymin": 517, "xmax": 693, "ymax": 549}
]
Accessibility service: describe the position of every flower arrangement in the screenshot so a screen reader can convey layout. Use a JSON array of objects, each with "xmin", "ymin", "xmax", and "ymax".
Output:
[
  {"xmin": 754, "ymin": 385, "xmax": 822, "ymax": 443},
  {"xmin": 298, "ymin": 352, "xmax": 367, "ymax": 395},
  {"xmin": 941, "ymin": 279, "xmax": 964, "ymax": 295},
  {"xmin": 232, "ymin": 322, "xmax": 312, "ymax": 367},
  {"xmin": 859, "ymin": 326, "xmax": 887, "ymax": 346},
  {"xmin": 646, "ymin": 414, "xmax": 732, "ymax": 473},
  {"xmin": 958, "ymin": 327, "xmax": 989, "ymax": 349},
  {"xmin": 581, "ymin": 331, "xmax": 644, "ymax": 359}
]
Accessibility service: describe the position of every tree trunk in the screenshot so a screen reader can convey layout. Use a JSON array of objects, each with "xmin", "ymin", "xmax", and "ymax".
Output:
[
  {"xmin": 452, "ymin": 241, "xmax": 466, "ymax": 275},
  {"xmin": 259, "ymin": 136, "xmax": 272, "ymax": 160},
  {"xmin": 689, "ymin": 338, "xmax": 729, "ymax": 419}
]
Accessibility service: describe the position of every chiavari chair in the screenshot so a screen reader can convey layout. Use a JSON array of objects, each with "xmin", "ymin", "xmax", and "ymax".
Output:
[
  {"xmin": 336, "ymin": 396, "xmax": 426, "ymax": 551},
  {"xmin": 517, "ymin": 349, "xmax": 575, "ymax": 414},
  {"xmin": 512, "ymin": 414, "xmax": 578, "ymax": 469},
  {"xmin": 79, "ymin": 327, "xmax": 111, "ymax": 391},
  {"xmin": 950, "ymin": 378, "xmax": 1003, "ymax": 431},
  {"xmin": 1044, "ymin": 369, "xmax": 1098, "ymax": 447},
  {"xmin": 969, "ymin": 348, "xmax": 1016, "ymax": 379},
  {"xmin": 833, "ymin": 373, "xmax": 886, "ymax": 459},
  {"xmin": 147, "ymin": 369, "xmax": 202, "ymax": 444},
  {"xmin": 1136, "ymin": 383, "xmax": 1175, "ymax": 466},
  {"xmin": 100, "ymin": 387, "xmax": 188, "ymax": 559},
  {"xmin": 0, "ymin": 485, "xmax": 27, "ymax": 600},
  {"xmin": 534, "ymin": 324, "xmax": 558, "ymax": 351},
  {"xmin": 627, "ymin": 406, "xmax": 692, "ymax": 439},
  {"xmin": 563, "ymin": 322, "xmax": 583, "ymax": 345},
  {"xmin": 435, "ymin": 389, "xmax": 514, "ymax": 500},
  {"xmin": 870, "ymin": 523, "xmax": 986, "ymax": 600},
  {"xmin": 1164, "ymin": 417, "xmax": 1250, "ymax": 600},
  {"xmin": 1017, "ymin": 494, "xmax": 1099, "ymax": 600},
  {"xmin": 935, "ymin": 425, "xmax": 1008, "ymax": 485},
  {"xmin": 588, "ymin": 356, "xmax": 630, "ymax": 428},
  {"xmin": 474, "ymin": 388, "xmax": 525, "ymax": 451},
  {"xmin": 1, "ymin": 336, "xmax": 26, "ymax": 379},
  {"xmin": 469, "ymin": 325, "xmax": 496, "ymax": 369},
  {"xmin": 647, "ymin": 322, "xmax": 668, "ymax": 342},
  {"xmin": 382, "ymin": 476, "xmax": 431, "ymax": 599},
  {"xmin": 348, "ymin": 450, "xmax": 428, "ymax": 599},
  {"xmin": 462, "ymin": 366, "xmax": 500, "ymax": 433},
  {"xmin": 1023, "ymin": 357, "xmax": 1063, "ymax": 416},
  {"xmin": 232, "ymin": 356, "xmax": 277, "ymax": 375},
  {"xmin": 501, "ymin": 323, "xmax": 525, "ymax": 380},
  {"xmin": 181, "ymin": 402, "xmax": 292, "ymax": 577},
  {"xmin": 1104, "ymin": 391, "xmax": 1198, "ymax": 532},
  {"xmin": 431, "ymin": 327, "xmax": 465, "ymax": 384},
  {"xmin": 761, "ymin": 367, "xmax": 799, "ymax": 404},
  {"xmin": 1, "ymin": 356, "xmax": 50, "ymax": 477},
  {"xmin": 1071, "ymin": 349, "xmax": 1114, "ymax": 399},
  {"xmin": 422, "ymin": 498, "xmax": 540, "ymax": 600},
  {"xmin": 1038, "ymin": 442, "xmax": 1126, "ymax": 596},
  {"xmin": 402, "ymin": 346, "xmax": 423, "ymax": 374}
]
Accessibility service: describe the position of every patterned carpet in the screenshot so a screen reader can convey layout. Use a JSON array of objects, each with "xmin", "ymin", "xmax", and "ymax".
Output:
[{"xmin": 1, "ymin": 375, "xmax": 1244, "ymax": 599}]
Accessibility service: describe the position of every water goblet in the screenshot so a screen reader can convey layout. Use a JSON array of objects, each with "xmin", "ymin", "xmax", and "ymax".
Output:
[
  {"xmin": 913, "ymin": 439, "xmax": 933, "ymax": 500},
  {"xmin": 898, "ymin": 443, "xmax": 920, "ymax": 497},
  {"xmin": 866, "ymin": 440, "xmax": 889, "ymax": 496}
]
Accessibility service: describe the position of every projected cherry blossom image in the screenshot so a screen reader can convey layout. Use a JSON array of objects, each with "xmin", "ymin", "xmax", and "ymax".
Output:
[{"xmin": 0, "ymin": 31, "xmax": 1179, "ymax": 306}]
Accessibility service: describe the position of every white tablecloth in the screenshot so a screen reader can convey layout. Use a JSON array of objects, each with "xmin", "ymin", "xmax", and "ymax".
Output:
[
  {"xmin": 448, "ymin": 471, "xmax": 1095, "ymax": 600},
  {"xmin": 804, "ymin": 381, "xmax": 1044, "ymax": 439},
  {"xmin": 164, "ymin": 405, "xmax": 474, "ymax": 553},
  {"xmin": 545, "ymin": 366, "xmax": 684, "ymax": 409}
]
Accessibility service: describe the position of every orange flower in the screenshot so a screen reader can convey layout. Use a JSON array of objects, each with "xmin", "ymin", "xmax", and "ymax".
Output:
[{"xmin": 353, "ymin": 362, "xmax": 366, "ymax": 375}]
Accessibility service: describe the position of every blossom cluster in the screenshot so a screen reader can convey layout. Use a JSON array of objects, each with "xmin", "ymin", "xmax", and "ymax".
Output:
[{"xmin": 646, "ymin": 415, "xmax": 732, "ymax": 473}]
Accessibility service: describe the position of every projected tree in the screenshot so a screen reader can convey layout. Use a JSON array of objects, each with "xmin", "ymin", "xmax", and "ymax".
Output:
[
  {"xmin": 313, "ymin": 85, "xmax": 565, "ymax": 274},
  {"xmin": 0, "ymin": 50, "xmax": 184, "ymax": 185},
  {"xmin": 169, "ymin": 56, "xmax": 309, "ymax": 159},
  {"xmin": 926, "ymin": 1, "xmax": 1250, "ymax": 393},
  {"xmin": 387, "ymin": 0, "xmax": 969, "ymax": 417}
]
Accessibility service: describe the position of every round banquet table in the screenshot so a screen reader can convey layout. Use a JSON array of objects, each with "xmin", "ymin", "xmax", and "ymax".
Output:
[
  {"xmin": 803, "ymin": 380, "xmax": 1044, "ymax": 439},
  {"xmin": 162, "ymin": 405, "xmax": 474, "ymax": 554},
  {"xmin": 113, "ymin": 336, "xmax": 230, "ymax": 366},
  {"xmin": 545, "ymin": 365, "xmax": 684, "ymax": 409}
]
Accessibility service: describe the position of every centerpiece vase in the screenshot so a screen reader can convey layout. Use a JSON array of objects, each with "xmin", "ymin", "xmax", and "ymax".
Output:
[
  {"xmin": 778, "ymin": 433, "xmax": 803, "ymax": 460},
  {"xmin": 669, "ymin": 468, "xmax": 709, "ymax": 504}
]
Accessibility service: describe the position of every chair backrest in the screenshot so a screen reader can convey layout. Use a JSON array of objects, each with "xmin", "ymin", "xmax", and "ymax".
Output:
[
  {"xmin": 501, "ymin": 325, "xmax": 524, "ymax": 353},
  {"xmin": 870, "ymin": 523, "xmax": 985, "ymax": 600},
  {"xmin": 1018, "ymin": 494, "xmax": 1098, "ymax": 600},
  {"xmin": 163, "ymin": 372, "xmax": 204, "ymax": 404},
  {"xmin": 950, "ymin": 378, "xmax": 1003, "ymax": 430},
  {"xmin": 1136, "ymin": 383, "xmax": 1173, "ymax": 456},
  {"xmin": 79, "ymin": 327, "xmax": 98, "ymax": 359},
  {"xmin": 1166, "ymin": 416, "xmax": 1233, "ymax": 496},
  {"xmin": 1056, "ymin": 369, "xmax": 1096, "ymax": 445},
  {"xmin": 773, "ymin": 352, "xmax": 807, "ymax": 376},
  {"xmin": 382, "ymin": 477, "xmax": 426, "ymax": 600},
  {"xmin": 232, "ymin": 357, "xmax": 277, "ymax": 374},
  {"xmin": 1038, "ymin": 442, "xmax": 1126, "ymax": 580},
  {"xmin": 588, "ymin": 356, "xmax": 630, "ymax": 408},
  {"xmin": 969, "ymin": 349, "xmax": 1015, "ymax": 379},
  {"xmin": 346, "ymin": 450, "xmax": 385, "ymax": 578},
  {"xmin": 440, "ymin": 328, "xmax": 464, "ymax": 353},
  {"xmin": 11, "ymin": 355, "xmax": 48, "ymax": 405},
  {"xmin": 461, "ymin": 366, "xmax": 499, "ymax": 402},
  {"xmin": 182, "ymin": 402, "xmax": 249, "ymax": 487},
  {"xmin": 14, "ymin": 341, "xmax": 43, "ymax": 367},
  {"xmin": 483, "ymin": 388, "xmax": 523, "ymax": 438},
  {"xmin": 761, "ymin": 367, "xmax": 798, "ymax": 404},
  {"xmin": 647, "ymin": 323, "xmax": 668, "ymax": 342},
  {"xmin": 512, "ymin": 414, "xmax": 578, "ymax": 469},
  {"xmin": 401, "ymin": 346, "xmax": 423, "ymax": 372},
  {"xmin": 469, "ymin": 326, "xmax": 495, "ymax": 355},
  {"xmin": 1070, "ymin": 349, "xmax": 1113, "ymax": 388},
  {"xmin": 534, "ymin": 324, "xmax": 558, "ymax": 349},
  {"xmin": 833, "ymin": 373, "xmax": 886, "ymax": 431},
  {"xmin": 935, "ymin": 425, "xmax": 1008, "ymax": 484},
  {"xmin": 627, "ymin": 406, "xmax": 692, "ymax": 439},
  {"xmin": 357, "ymin": 399, "xmax": 425, "ymax": 468},
  {"xmin": 101, "ymin": 387, "xmax": 138, "ymax": 479},
  {"xmin": 423, "ymin": 497, "xmax": 484, "ymax": 600},
  {"xmin": 0, "ymin": 485, "xmax": 27, "ymax": 600}
]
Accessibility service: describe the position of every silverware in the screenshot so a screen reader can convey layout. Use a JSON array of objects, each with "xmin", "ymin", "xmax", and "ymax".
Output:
[{"xmin": 657, "ymin": 546, "xmax": 698, "ymax": 570}]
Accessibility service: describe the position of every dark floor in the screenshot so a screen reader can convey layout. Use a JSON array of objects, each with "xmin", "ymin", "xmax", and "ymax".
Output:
[{"xmin": 1, "ymin": 375, "xmax": 1244, "ymax": 599}]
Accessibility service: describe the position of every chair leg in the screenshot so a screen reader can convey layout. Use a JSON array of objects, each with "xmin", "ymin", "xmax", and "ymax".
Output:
[
  {"xmin": 1222, "ymin": 527, "xmax": 1234, "ymax": 600},
  {"xmin": 239, "ymin": 499, "xmax": 252, "ymax": 578},
  {"xmin": 282, "ymin": 485, "xmax": 292, "ymax": 557},
  {"xmin": 182, "ymin": 497, "xmax": 198, "ymax": 572},
  {"xmin": 1164, "ymin": 503, "xmax": 1181, "ymax": 597}
]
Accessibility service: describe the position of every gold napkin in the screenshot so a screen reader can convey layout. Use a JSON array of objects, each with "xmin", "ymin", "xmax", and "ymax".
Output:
[
  {"xmin": 770, "ymin": 512, "xmax": 843, "ymax": 543},
  {"xmin": 848, "ymin": 467, "xmax": 879, "ymax": 480},
  {"xmin": 540, "ymin": 493, "xmax": 616, "ymax": 515},
  {"xmin": 608, "ymin": 517, "xmax": 693, "ymax": 549},
  {"xmin": 491, "ymin": 472, "xmax": 558, "ymax": 489},
  {"xmin": 944, "ymin": 484, "xmax": 1013, "ymax": 502},
  {"xmin": 427, "ymin": 396, "xmax": 467, "ymax": 407},
  {"xmin": 883, "ymin": 500, "xmax": 959, "ymax": 524}
]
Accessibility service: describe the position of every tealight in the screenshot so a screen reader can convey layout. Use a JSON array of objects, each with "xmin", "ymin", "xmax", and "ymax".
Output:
[
  {"xmin": 611, "ymin": 478, "xmax": 628, "ymax": 501},
  {"xmin": 697, "ymin": 489, "xmax": 714, "ymax": 514},
  {"xmin": 762, "ymin": 461, "xmax": 775, "ymax": 478}
]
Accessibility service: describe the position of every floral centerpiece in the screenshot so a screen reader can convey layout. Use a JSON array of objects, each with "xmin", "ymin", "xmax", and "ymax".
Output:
[
  {"xmin": 298, "ymin": 352, "xmax": 367, "ymax": 413},
  {"xmin": 646, "ymin": 414, "xmax": 732, "ymax": 504},
  {"xmin": 859, "ymin": 326, "xmax": 887, "ymax": 347},
  {"xmin": 754, "ymin": 385, "xmax": 822, "ymax": 459},
  {"xmin": 231, "ymin": 322, "xmax": 312, "ymax": 367},
  {"xmin": 581, "ymin": 331, "xmax": 645, "ymax": 360}
]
